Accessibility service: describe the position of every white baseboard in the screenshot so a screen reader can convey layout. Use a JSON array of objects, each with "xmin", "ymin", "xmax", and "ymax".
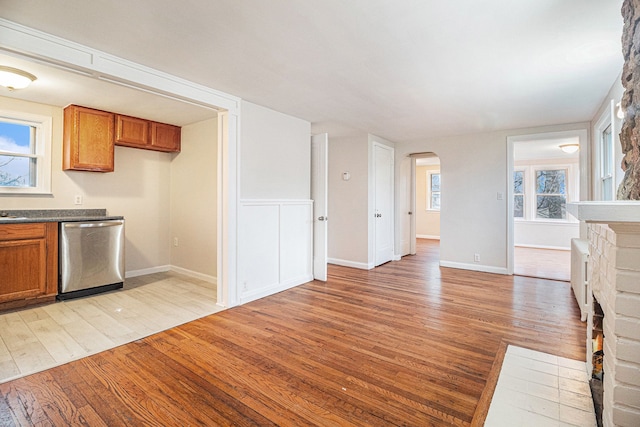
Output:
[
  {"xmin": 170, "ymin": 266, "xmax": 217, "ymax": 284},
  {"xmin": 416, "ymin": 234, "xmax": 440, "ymax": 240},
  {"xmin": 125, "ymin": 265, "xmax": 170, "ymax": 278},
  {"xmin": 327, "ymin": 258, "xmax": 374, "ymax": 270},
  {"xmin": 125, "ymin": 265, "xmax": 218, "ymax": 284},
  {"xmin": 439, "ymin": 260, "xmax": 508, "ymax": 275},
  {"xmin": 239, "ymin": 274, "xmax": 313, "ymax": 305},
  {"xmin": 392, "ymin": 254, "xmax": 402, "ymax": 261},
  {"xmin": 515, "ymin": 244, "xmax": 570, "ymax": 251}
]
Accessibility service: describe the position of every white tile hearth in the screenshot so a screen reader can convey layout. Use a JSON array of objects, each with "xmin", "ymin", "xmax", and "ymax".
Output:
[
  {"xmin": 485, "ymin": 345, "xmax": 596, "ymax": 427},
  {"xmin": 0, "ymin": 272, "xmax": 223, "ymax": 384}
]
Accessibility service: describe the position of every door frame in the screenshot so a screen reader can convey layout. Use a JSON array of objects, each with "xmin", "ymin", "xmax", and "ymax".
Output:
[
  {"xmin": 506, "ymin": 128, "xmax": 589, "ymax": 275},
  {"xmin": 311, "ymin": 133, "xmax": 328, "ymax": 281},
  {"xmin": 370, "ymin": 141, "xmax": 395, "ymax": 266}
]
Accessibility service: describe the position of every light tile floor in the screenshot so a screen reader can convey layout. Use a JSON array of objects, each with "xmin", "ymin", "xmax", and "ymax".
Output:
[
  {"xmin": 0, "ymin": 272, "xmax": 224, "ymax": 384},
  {"xmin": 485, "ymin": 345, "xmax": 597, "ymax": 427}
]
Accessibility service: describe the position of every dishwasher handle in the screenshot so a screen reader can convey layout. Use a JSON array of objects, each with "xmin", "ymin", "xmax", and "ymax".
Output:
[{"xmin": 62, "ymin": 221, "xmax": 124, "ymax": 229}]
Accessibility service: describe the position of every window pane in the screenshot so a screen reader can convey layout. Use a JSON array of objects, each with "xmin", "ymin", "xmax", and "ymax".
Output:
[
  {"xmin": 514, "ymin": 171, "xmax": 524, "ymax": 194},
  {"xmin": 0, "ymin": 122, "xmax": 33, "ymax": 154},
  {"xmin": 0, "ymin": 155, "xmax": 33, "ymax": 187},
  {"xmin": 431, "ymin": 173, "xmax": 440, "ymax": 192},
  {"xmin": 536, "ymin": 170, "xmax": 566, "ymax": 194},
  {"xmin": 602, "ymin": 124, "xmax": 612, "ymax": 177},
  {"xmin": 536, "ymin": 195, "xmax": 566, "ymax": 219},
  {"xmin": 602, "ymin": 176, "xmax": 613, "ymax": 201},
  {"xmin": 431, "ymin": 193, "xmax": 440, "ymax": 210},
  {"xmin": 514, "ymin": 195, "xmax": 524, "ymax": 218}
]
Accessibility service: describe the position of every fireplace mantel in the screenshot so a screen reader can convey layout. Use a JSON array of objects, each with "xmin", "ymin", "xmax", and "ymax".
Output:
[{"xmin": 568, "ymin": 201, "xmax": 640, "ymax": 223}]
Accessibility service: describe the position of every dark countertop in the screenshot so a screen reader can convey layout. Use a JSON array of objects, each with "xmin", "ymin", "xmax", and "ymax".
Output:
[{"xmin": 0, "ymin": 209, "xmax": 124, "ymax": 224}]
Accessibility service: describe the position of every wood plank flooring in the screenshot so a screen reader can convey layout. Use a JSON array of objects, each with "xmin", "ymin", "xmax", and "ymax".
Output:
[
  {"xmin": 514, "ymin": 246, "xmax": 571, "ymax": 282},
  {"xmin": 0, "ymin": 239, "xmax": 585, "ymax": 426}
]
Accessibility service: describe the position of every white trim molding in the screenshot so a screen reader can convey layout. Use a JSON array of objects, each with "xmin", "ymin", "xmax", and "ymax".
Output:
[
  {"xmin": 416, "ymin": 234, "xmax": 440, "ymax": 240},
  {"xmin": 327, "ymin": 258, "xmax": 374, "ymax": 270},
  {"xmin": 439, "ymin": 260, "xmax": 509, "ymax": 275}
]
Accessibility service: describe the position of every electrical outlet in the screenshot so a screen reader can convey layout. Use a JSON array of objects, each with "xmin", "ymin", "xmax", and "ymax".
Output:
[
  {"xmin": 74, "ymin": 195, "xmax": 83, "ymax": 205},
  {"xmin": 474, "ymin": 253, "xmax": 480, "ymax": 263},
  {"xmin": 173, "ymin": 237, "xmax": 179, "ymax": 247}
]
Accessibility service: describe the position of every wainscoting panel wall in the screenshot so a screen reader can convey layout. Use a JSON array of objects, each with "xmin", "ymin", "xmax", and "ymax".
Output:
[{"xmin": 238, "ymin": 200, "xmax": 313, "ymax": 304}]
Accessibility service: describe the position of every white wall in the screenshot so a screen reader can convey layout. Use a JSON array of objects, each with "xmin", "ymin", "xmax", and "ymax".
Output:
[
  {"xmin": 395, "ymin": 122, "xmax": 590, "ymax": 274},
  {"xmin": 170, "ymin": 117, "xmax": 218, "ymax": 281},
  {"xmin": 240, "ymin": 101, "xmax": 311, "ymax": 199},
  {"xmin": 0, "ymin": 97, "xmax": 173, "ymax": 274}
]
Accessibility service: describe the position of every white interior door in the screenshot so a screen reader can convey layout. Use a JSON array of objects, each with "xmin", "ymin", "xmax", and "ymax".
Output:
[
  {"xmin": 311, "ymin": 133, "xmax": 328, "ymax": 281},
  {"xmin": 374, "ymin": 143, "xmax": 394, "ymax": 266}
]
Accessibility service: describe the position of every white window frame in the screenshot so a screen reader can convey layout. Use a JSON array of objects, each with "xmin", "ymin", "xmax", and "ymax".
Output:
[
  {"xmin": 534, "ymin": 167, "xmax": 569, "ymax": 221},
  {"xmin": 513, "ymin": 168, "xmax": 525, "ymax": 220},
  {"xmin": 426, "ymin": 170, "xmax": 440, "ymax": 211},
  {"xmin": 0, "ymin": 110, "xmax": 52, "ymax": 195},
  {"xmin": 594, "ymin": 100, "xmax": 616, "ymax": 201},
  {"xmin": 514, "ymin": 162, "xmax": 578, "ymax": 223}
]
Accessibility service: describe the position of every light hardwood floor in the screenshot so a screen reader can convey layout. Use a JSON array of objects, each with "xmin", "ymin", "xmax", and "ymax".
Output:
[
  {"xmin": 0, "ymin": 240, "xmax": 586, "ymax": 426},
  {"xmin": 0, "ymin": 272, "xmax": 222, "ymax": 384},
  {"xmin": 514, "ymin": 246, "xmax": 571, "ymax": 282}
]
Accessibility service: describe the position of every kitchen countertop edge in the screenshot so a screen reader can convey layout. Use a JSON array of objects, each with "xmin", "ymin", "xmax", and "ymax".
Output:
[{"xmin": 0, "ymin": 209, "xmax": 123, "ymax": 224}]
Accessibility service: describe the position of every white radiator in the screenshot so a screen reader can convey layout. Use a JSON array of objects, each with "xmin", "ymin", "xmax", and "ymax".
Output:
[{"xmin": 570, "ymin": 238, "xmax": 590, "ymax": 321}]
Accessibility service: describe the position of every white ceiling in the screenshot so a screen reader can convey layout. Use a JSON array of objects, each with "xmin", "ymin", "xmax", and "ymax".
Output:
[{"xmin": 0, "ymin": 0, "xmax": 624, "ymax": 141}]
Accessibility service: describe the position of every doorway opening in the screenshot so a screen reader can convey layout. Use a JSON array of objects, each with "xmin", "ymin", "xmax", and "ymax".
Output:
[
  {"xmin": 508, "ymin": 131, "xmax": 585, "ymax": 282},
  {"xmin": 410, "ymin": 153, "xmax": 441, "ymax": 260}
]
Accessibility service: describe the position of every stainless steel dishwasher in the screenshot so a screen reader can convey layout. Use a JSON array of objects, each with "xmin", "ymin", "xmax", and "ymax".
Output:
[{"xmin": 58, "ymin": 219, "xmax": 125, "ymax": 300}]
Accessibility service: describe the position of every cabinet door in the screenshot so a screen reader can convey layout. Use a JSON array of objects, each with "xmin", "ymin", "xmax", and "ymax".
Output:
[
  {"xmin": 151, "ymin": 122, "xmax": 181, "ymax": 152},
  {"xmin": 63, "ymin": 105, "xmax": 115, "ymax": 172},
  {"xmin": 0, "ymin": 238, "xmax": 47, "ymax": 302},
  {"xmin": 115, "ymin": 114, "xmax": 150, "ymax": 148},
  {"xmin": 0, "ymin": 223, "xmax": 58, "ymax": 307}
]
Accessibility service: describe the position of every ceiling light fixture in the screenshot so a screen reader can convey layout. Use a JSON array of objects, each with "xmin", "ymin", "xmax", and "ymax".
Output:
[
  {"xmin": 559, "ymin": 143, "xmax": 579, "ymax": 154},
  {"xmin": 0, "ymin": 66, "xmax": 37, "ymax": 90}
]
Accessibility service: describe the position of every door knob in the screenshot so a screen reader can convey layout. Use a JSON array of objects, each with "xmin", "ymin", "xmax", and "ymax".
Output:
[
  {"xmin": 318, "ymin": 216, "xmax": 327, "ymax": 221},
  {"xmin": 408, "ymin": 212, "xmax": 413, "ymax": 215},
  {"xmin": 375, "ymin": 213, "xmax": 382, "ymax": 218}
]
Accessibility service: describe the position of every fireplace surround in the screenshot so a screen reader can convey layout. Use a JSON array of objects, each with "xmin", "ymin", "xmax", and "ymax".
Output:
[{"xmin": 568, "ymin": 202, "xmax": 640, "ymax": 427}]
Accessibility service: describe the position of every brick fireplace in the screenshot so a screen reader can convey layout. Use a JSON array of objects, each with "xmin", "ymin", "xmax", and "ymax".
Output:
[{"xmin": 569, "ymin": 202, "xmax": 640, "ymax": 427}]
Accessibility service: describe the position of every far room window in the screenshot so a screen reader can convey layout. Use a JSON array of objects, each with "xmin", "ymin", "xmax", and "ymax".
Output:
[
  {"xmin": 428, "ymin": 172, "xmax": 441, "ymax": 210},
  {"xmin": 0, "ymin": 112, "xmax": 52, "ymax": 195},
  {"xmin": 513, "ymin": 170, "xmax": 524, "ymax": 218},
  {"xmin": 535, "ymin": 169, "xmax": 567, "ymax": 219},
  {"xmin": 600, "ymin": 124, "xmax": 614, "ymax": 201}
]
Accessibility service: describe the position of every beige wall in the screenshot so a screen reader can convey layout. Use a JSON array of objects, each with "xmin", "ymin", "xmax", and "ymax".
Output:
[
  {"xmin": 416, "ymin": 164, "xmax": 440, "ymax": 238},
  {"xmin": 0, "ymin": 96, "xmax": 218, "ymax": 276},
  {"xmin": 170, "ymin": 117, "xmax": 218, "ymax": 279},
  {"xmin": 328, "ymin": 133, "xmax": 369, "ymax": 265}
]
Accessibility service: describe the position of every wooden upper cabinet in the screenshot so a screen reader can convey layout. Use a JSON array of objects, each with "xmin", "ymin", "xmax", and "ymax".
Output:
[
  {"xmin": 151, "ymin": 122, "xmax": 181, "ymax": 152},
  {"xmin": 115, "ymin": 115, "xmax": 181, "ymax": 153},
  {"xmin": 115, "ymin": 114, "xmax": 149, "ymax": 148},
  {"xmin": 63, "ymin": 105, "xmax": 115, "ymax": 172}
]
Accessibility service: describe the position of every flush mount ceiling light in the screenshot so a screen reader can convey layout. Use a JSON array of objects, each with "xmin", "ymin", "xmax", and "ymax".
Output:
[
  {"xmin": 559, "ymin": 143, "xmax": 580, "ymax": 154},
  {"xmin": 0, "ymin": 66, "xmax": 37, "ymax": 90}
]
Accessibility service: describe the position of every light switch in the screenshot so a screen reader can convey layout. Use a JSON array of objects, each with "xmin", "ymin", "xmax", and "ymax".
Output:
[{"xmin": 497, "ymin": 192, "xmax": 504, "ymax": 200}]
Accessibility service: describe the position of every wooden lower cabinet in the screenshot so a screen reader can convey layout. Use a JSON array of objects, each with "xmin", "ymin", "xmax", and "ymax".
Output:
[{"xmin": 0, "ymin": 223, "xmax": 58, "ymax": 310}]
